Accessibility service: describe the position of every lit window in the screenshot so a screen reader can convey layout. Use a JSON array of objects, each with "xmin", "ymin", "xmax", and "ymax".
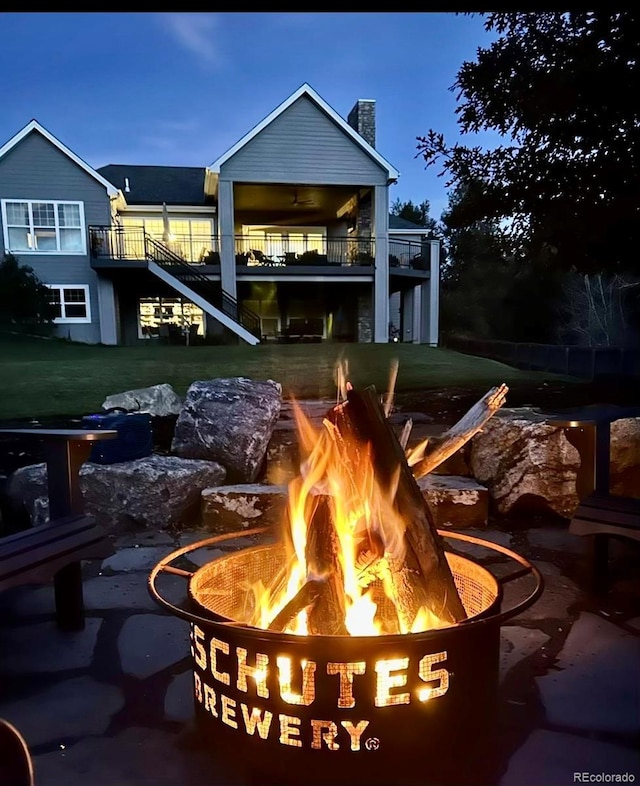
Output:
[
  {"xmin": 1, "ymin": 200, "xmax": 85, "ymax": 254},
  {"xmin": 47, "ymin": 285, "xmax": 91, "ymax": 323}
]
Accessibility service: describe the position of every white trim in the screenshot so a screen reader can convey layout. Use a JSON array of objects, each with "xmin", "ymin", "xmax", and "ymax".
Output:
[
  {"xmin": 208, "ymin": 84, "xmax": 400, "ymax": 181},
  {"xmin": 119, "ymin": 204, "xmax": 216, "ymax": 214},
  {"xmin": 0, "ymin": 120, "xmax": 119, "ymax": 197},
  {"xmin": 389, "ymin": 228, "xmax": 428, "ymax": 236},
  {"xmin": 46, "ymin": 283, "xmax": 92, "ymax": 324},
  {"xmin": 1, "ymin": 199, "xmax": 87, "ymax": 255}
]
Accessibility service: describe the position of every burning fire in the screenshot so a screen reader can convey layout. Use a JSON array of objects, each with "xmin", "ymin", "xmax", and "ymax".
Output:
[{"xmin": 248, "ymin": 363, "xmax": 447, "ymax": 637}]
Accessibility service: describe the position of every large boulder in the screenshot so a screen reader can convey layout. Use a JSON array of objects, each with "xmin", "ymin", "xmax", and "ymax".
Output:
[
  {"xmin": 470, "ymin": 408, "xmax": 640, "ymax": 517},
  {"xmin": 172, "ymin": 378, "xmax": 282, "ymax": 483},
  {"xmin": 6, "ymin": 455, "xmax": 226, "ymax": 531},
  {"xmin": 101, "ymin": 383, "xmax": 183, "ymax": 417},
  {"xmin": 201, "ymin": 484, "xmax": 288, "ymax": 533}
]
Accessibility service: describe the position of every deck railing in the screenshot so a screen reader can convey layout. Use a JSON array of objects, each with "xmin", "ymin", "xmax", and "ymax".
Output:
[{"xmin": 89, "ymin": 226, "xmax": 430, "ymax": 271}]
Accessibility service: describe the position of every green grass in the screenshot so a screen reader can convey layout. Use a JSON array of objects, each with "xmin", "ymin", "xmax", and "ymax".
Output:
[{"xmin": 0, "ymin": 334, "xmax": 570, "ymax": 420}]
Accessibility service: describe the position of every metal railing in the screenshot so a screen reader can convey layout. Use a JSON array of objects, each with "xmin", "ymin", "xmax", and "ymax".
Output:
[
  {"xmin": 234, "ymin": 235, "xmax": 375, "ymax": 267},
  {"xmin": 144, "ymin": 236, "xmax": 261, "ymax": 340},
  {"xmin": 90, "ymin": 226, "xmax": 219, "ymax": 264},
  {"xmin": 89, "ymin": 226, "xmax": 430, "ymax": 272}
]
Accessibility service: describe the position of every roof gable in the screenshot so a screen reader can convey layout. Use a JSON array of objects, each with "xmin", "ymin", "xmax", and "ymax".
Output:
[
  {"xmin": 0, "ymin": 120, "xmax": 119, "ymax": 197},
  {"xmin": 208, "ymin": 84, "xmax": 399, "ymax": 181}
]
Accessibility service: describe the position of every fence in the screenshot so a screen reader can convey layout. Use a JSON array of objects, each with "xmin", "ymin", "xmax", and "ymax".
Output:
[{"xmin": 443, "ymin": 335, "xmax": 640, "ymax": 380}]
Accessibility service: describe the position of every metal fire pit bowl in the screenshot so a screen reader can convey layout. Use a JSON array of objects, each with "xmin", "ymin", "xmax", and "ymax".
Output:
[{"xmin": 149, "ymin": 528, "xmax": 543, "ymax": 786}]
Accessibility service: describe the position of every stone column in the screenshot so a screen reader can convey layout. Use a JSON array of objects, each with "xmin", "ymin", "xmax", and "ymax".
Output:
[
  {"xmin": 218, "ymin": 179, "xmax": 237, "ymax": 300},
  {"xmin": 373, "ymin": 184, "xmax": 389, "ymax": 343}
]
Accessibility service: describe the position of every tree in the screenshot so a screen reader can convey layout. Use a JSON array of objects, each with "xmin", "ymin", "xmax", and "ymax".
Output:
[
  {"xmin": 0, "ymin": 253, "xmax": 57, "ymax": 330},
  {"xmin": 439, "ymin": 182, "xmax": 564, "ymax": 342},
  {"xmin": 417, "ymin": 12, "xmax": 640, "ymax": 274},
  {"xmin": 390, "ymin": 197, "xmax": 437, "ymax": 232}
]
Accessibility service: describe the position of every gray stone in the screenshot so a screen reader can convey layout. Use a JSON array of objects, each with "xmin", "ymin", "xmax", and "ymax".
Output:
[
  {"xmin": 101, "ymin": 382, "xmax": 183, "ymax": 417},
  {"xmin": 172, "ymin": 377, "xmax": 282, "ymax": 483},
  {"xmin": 470, "ymin": 408, "xmax": 640, "ymax": 517},
  {"xmin": 117, "ymin": 614, "xmax": 190, "ymax": 678},
  {"xmin": 32, "ymin": 726, "xmax": 230, "ymax": 786},
  {"xmin": 470, "ymin": 408, "xmax": 581, "ymax": 517},
  {"xmin": 0, "ymin": 676, "xmax": 124, "ymax": 747},
  {"xmin": 0, "ymin": 619, "xmax": 102, "ymax": 674},
  {"xmin": 536, "ymin": 612, "xmax": 640, "ymax": 733},
  {"xmin": 82, "ymin": 573, "xmax": 159, "ymax": 611},
  {"xmin": 164, "ymin": 670, "xmax": 195, "ymax": 722},
  {"xmin": 113, "ymin": 530, "xmax": 175, "ymax": 549},
  {"xmin": 443, "ymin": 527, "xmax": 512, "ymax": 560},
  {"xmin": 102, "ymin": 546, "xmax": 172, "ymax": 573},
  {"xmin": 201, "ymin": 483, "xmax": 288, "ymax": 532},
  {"xmin": 8, "ymin": 455, "xmax": 226, "ymax": 530},
  {"xmin": 417, "ymin": 474, "xmax": 489, "ymax": 529},
  {"xmin": 499, "ymin": 626, "xmax": 550, "ymax": 684},
  {"xmin": 500, "ymin": 729, "xmax": 640, "ymax": 786},
  {"xmin": 526, "ymin": 526, "xmax": 586, "ymax": 554},
  {"xmin": 511, "ymin": 561, "xmax": 581, "ymax": 623}
]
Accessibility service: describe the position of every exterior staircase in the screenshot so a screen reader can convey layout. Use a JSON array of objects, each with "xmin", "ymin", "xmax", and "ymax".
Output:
[{"xmin": 144, "ymin": 235, "xmax": 261, "ymax": 345}]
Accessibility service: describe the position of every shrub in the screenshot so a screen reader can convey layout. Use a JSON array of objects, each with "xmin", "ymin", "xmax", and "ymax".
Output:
[{"xmin": 0, "ymin": 254, "xmax": 57, "ymax": 333}]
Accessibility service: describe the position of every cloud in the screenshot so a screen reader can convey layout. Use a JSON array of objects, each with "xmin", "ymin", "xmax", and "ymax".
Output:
[{"xmin": 156, "ymin": 13, "xmax": 221, "ymax": 68}]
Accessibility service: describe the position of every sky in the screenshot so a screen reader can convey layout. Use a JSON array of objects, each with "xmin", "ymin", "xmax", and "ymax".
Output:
[{"xmin": 0, "ymin": 12, "xmax": 500, "ymax": 220}]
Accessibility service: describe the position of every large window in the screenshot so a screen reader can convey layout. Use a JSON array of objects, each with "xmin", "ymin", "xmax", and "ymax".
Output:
[
  {"xmin": 121, "ymin": 216, "xmax": 214, "ymax": 262},
  {"xmin": 1, "ymin": 200, "xmax": 86, "ymax": 254},
  {"xmin": 47, "ymin": 285, "xmax": 91, "ymax": 323}
]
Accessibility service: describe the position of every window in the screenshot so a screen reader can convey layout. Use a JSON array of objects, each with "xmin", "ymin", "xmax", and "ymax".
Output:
[
  {"xmin": 1, "ymin": 200, "xmax": 86, "ymax": 254},
  {"xmin": 47, "ymin": 285, "xmax": 91, "ymax": 323}
]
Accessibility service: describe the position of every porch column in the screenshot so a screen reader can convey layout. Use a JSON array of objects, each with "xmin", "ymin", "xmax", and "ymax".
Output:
[
  {"xmin": 218, "ymin": 179, "xmax": 237, "ymax": 300},
  {"xmin": 402, "ymin": 288, "xmax": 414, "ymax": 343},
  {"xmin": 373, "ymin": 184, "xmax": 389, "ymax": 343},
  {"xmin": 412, "ymin": 283, "xmax": 423, "ymax": 344},
  {"xmin": 428, "ymin": 239, "xmax": 440, "ymax": 346},
  {"xmin": 96, "ymin": 277, "xmax": 118, "ymax": 345}
]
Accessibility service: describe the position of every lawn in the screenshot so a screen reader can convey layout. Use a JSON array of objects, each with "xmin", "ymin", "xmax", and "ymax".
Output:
[{"xmin": 0, "ymin": 334, "xmax": 570, "ymax": 420}]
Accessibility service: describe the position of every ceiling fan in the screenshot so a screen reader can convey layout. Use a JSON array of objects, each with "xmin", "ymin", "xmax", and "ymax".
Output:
[{"xmin": 292, "ymin": 189, "xmax": 314, "ymax": 207}]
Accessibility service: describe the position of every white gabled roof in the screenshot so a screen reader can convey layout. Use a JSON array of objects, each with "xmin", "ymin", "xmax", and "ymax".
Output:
[
  {"xmin": 0, "ymin": 120, "xmax": 120, "ymax": 197},
  {"xmin": 208, "ymin": 83, "xmax": 400, "ymax": 181}
]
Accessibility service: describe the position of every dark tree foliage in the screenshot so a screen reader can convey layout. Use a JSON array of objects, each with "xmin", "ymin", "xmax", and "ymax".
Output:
[
  {"xmin": 417, "ymin": 12, "xmax": 640, "ymax": 274},
  {"xmin": 390, "ymin": 198, "xmax": 437, "ymax": 232},
  {"xmin": 440, "ymin": 182, "xmax": 564, "ymax": 342},
  {"xmin": 0, "ymin": 253, "xmax": 57, "ymax": 328}
]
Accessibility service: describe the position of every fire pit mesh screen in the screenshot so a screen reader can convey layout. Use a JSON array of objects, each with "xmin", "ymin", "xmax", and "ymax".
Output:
[{"xmin": 188, "ymin": 543, "xmax": 499, "ymax": 626}]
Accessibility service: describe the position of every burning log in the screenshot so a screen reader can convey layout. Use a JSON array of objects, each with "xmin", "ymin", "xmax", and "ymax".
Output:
[
  {"xmin": 267, "ymin": 579, "xmax": 323, "ymax": 632},
  {"xmin": 335, "ymin": 386, "xmax": 467, "ymax": 626},
  {"xmin": 410, "ymin": 384, "xmax": 509, "ymax": 479},
  {"xmin": 305, "ymin": 495, "xmax": 349, "ymax": 636}
]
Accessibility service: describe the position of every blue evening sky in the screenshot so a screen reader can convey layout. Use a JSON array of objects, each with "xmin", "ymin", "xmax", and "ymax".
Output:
[{"xmin": 0, "ymin": 12, "xmax": 500, "ymax": 220}]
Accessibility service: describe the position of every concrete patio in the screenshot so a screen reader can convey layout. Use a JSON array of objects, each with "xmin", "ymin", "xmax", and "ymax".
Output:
[{"xmin": 0, "ymin": 517, "xmax": 638, "ymax": 786}]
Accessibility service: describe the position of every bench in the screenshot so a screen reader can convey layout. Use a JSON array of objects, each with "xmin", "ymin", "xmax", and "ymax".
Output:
[
  {"xmin": 545, "ymin": 404, "xmax": 640, "ymax": 590},
  {"xmin": 0, "ymin": 428, "xmax": 117, "ymax": 630}
]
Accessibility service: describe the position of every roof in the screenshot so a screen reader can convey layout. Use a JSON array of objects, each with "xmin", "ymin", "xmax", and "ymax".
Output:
[
  {"xmin": 208, "ymin": 83, "xmax": 400, "ymax": 182},
  {"xmin": 96, "ymin": 165, "xmax": 209, "ymax": 206},
  {"xmin": 0, "ymin": 120, "xmax": 119, "ymax": 197},
  {"xmin": 389, "ymin": 215, "xmax": 428, "ymax": 230}
]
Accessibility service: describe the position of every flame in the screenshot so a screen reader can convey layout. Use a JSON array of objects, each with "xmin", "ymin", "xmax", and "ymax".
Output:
[{"xmin": 249, "ymin": 362, "xmax": 447, "ymax": 636}]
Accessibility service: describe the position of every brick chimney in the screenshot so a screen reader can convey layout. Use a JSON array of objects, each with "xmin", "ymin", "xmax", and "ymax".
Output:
[{"xmin": 347, "ymin": 99, "xmax": 376, "ymax": 148}]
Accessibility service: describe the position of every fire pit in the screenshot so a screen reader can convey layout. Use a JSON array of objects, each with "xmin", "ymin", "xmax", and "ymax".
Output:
[
  {"xmin": 149, "ymin": 527, "xmax": 542, "ymax": 786},
  {"xmin": 150, "ymin": 382, "xmax": 543, "ymax": 785}
]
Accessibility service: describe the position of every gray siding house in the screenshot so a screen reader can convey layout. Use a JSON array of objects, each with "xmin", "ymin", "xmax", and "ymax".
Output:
[{"xmin": 0, "ymin": 84, "xmax": 439, "ymax": 347}]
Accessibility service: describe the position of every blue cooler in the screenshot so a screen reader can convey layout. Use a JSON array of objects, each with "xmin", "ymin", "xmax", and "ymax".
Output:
[{"xmin": 81, "ymin": 410, "xmax": 153, "ymax": 464}]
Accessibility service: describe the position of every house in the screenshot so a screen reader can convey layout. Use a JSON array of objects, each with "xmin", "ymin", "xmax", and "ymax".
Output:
[{"xmin": 0, "ymin": 84, "xmax": 439, "ymax": 346}]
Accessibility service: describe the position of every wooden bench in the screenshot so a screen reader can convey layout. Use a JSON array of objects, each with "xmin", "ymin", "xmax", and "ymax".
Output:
[
  {"xmin": 545, "ymin": 404, "xmax": 640, "ymax": 590},
  {"xmin": 0, "ymin": 428, "xmax": 117, "ymax": 630}
]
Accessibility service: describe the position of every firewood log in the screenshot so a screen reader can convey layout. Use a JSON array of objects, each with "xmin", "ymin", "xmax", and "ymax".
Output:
[
  {"xmin": 267, "ymin": 579, "xmax": 323, "ymax": 632},
  {"xmin": 305, "ymin": 495, "xmax": 349, "ymax": 635},
  {"xmin": 335, "ymin": 387, "xmax": 467, "ymax": 625},
  {"xmin": 410, "ymin": 384, "xmax": 509, "ymax": 478}
]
